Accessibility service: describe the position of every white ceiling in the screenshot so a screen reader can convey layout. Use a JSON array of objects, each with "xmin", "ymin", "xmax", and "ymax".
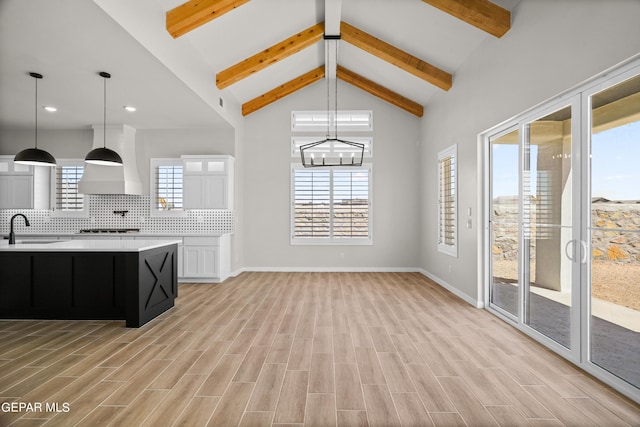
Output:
[{"xmin": 0, "ymin": 0, "xmax": 519, "ymax": 132}]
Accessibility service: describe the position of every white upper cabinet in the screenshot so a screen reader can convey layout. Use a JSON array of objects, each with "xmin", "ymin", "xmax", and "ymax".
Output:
[
  {"xmin": 0, "ymin": 156, "xmax": 34, "ymax": 209},
  {"xmin": 0, "ymin": 156, "xmax": 52, "ymax": 210},
  {"xmin": 182, "ymin": 155, "xmax": 234, "ymax": 210}
]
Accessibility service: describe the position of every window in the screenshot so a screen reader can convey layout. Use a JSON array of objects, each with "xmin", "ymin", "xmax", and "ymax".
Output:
[
  {"xmin": 292, "ymin": 166, "xmax": 371, "ymax": 244},
  {"xmin": 51, "ymin": 160, "xmax": 87, "ymax": 217},
  {"xmin": 291, "ymin": 109, "xmax": 373, "ymax": 244},
  {"xmin": 291, "ymin": 110, "xmax": 373, "ymax": 132},
  {"xmin": 292, "ymin": 136, "xmax": 373, "ymax": 158},
  {"xmin": 151, "ymin": 158, "xmax": 185, "ymax": 216},
  {"xmin": 438, "ymin": 145, "xmax": 457, "ymax": 256}
]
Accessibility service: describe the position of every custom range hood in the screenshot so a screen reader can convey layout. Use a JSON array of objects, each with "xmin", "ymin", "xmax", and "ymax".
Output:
[{"xmin": 78, "ymin": 124, "xmax": 142, "ymax": 195}]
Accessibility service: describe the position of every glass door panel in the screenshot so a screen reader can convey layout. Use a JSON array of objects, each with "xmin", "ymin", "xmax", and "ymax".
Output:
[
  {"xmin": 589, "ymin": 73, "xmax": 640, "ymax": 388},
  {"xmin": 524, "ymin": 105, "xmax": 574, "ymax": 348},
  {"xmin": 489, "ymin": 129, "xmax": 520, "ymax": 317}
]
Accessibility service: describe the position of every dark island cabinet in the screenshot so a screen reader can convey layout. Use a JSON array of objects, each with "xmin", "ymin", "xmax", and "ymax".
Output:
[{"xmin": 0, "ymin": 244, "xmax": 177, "ymax": 327}]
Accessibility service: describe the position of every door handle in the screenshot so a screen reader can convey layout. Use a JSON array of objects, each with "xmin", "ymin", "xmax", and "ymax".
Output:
[
  {"xmin": 580, "ymin": 240, "xmax": 588, "ymax": 264},
  {"xmin": 564, "ymin": 239, "xmax": 575, "ymax": 262}
]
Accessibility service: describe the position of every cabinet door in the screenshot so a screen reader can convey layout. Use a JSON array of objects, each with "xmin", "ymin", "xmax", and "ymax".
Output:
[
  {"xmin": 183, "ymin": 246, "xmax": 201, "ymax": 277},
  {"xmin": 204, "ymin": 175, "xmax": 227, "ymax": 209},
  {"xmin": 0, "ymin": 176, "xmax": 9, "ymax": 208},
  {"xmin": 0, "ymin": 174, "xmax": 33, "ymax": 209},
  {"xmin": 13, "ymin": 175, "xmax": 33, "ymax": 208},
  {"xmin": 182, "ymin": 245, "xmax": 219, "ymax": 278},
  {"xmin": 200, "ymin": 246, "xmax": 219, "ymax": 276},
  {"xmin": 183, "ymin": 174, "xmax": 204, "ymax": 209}
]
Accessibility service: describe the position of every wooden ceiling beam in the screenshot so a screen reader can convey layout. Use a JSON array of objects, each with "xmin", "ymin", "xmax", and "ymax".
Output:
[
  {"xmin": 242, "ymin": 66, "xmax": 325, "ymax": 116},
  {"xmin": 340, "ymin": 21, "xmax": 452, "ymax": 91},
  {"xmin": 166, "ymin": 0, "xmax": 250, "ymax": 39},
  {"xmin": 337, "ymin": 66, "xmax": 424, "ymax": 117},
  {"xmin": 421, "ymin": 0, "xmax": 510, "ymax": 38},
  {"xmin": 217, "ymin": 22, "xmax": 325, "ymax": 90}
]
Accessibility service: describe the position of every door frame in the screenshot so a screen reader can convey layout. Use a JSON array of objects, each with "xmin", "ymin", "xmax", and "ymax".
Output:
[{"xmin": 481, "ymin": 55, "xmax": 640, "ymax": 403}]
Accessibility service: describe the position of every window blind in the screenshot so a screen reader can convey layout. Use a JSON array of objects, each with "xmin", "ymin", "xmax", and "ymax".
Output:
[
  {"xmin": 293, "ymin": 168, "xmax": 370, "ymax": 240},
  {"xmin": 438, "ymin": 146, "xmax": 457, "ymax": 255},
  {"xmin": 156, "ymin": 165, "xmax": 183, "ymax": 211},
  {"xmin": 333, "ymin": 170, "xmax": 369, "ymax": 238},
  {"xmin": 55, "ymin": 165, "xmax": 84, "ymax": 211},
  {"xmin": 293, "ymin": 169, "xmax": 331, "ymax": 238}
]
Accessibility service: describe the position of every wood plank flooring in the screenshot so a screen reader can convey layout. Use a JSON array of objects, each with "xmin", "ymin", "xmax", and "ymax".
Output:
[{"xmin": 1, "ymin": 272, "xmax": 638, "ymax": 426}]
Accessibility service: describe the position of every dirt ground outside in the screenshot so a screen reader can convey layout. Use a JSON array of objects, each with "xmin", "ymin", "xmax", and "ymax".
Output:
[{"xmin": 492, "ymin": 259, "xmax": 640, "ymax": 312}]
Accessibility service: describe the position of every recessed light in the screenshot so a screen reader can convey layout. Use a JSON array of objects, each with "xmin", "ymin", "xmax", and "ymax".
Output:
[
  {"xmin": 124, "ymin": 106, "xmax": 136, "ymax": 112},
  {"xmin": 43, "ymin": 106, "xmax": 57, "ymax": 112}
]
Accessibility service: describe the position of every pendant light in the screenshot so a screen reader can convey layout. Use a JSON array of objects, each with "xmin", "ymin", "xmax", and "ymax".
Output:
[
  {"xmin": 85, "ymin": 72, "xmax": 123, "ymax": 166},
  {"xmin": 14, "ymin": 72, "xmax": 57, "ymax": 167},
  {"xmin": 300, "ymin": 36, "xmax": 364, "ymax": 168}
]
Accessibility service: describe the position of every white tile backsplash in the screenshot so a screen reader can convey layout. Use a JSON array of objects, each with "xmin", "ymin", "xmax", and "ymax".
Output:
[{"xmin": 0, "ymin": 195, "xmax": 234, "ymax": 235}]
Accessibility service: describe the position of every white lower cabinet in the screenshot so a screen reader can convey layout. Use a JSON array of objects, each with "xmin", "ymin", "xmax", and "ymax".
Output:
[
  {"xmin": 183, "ymin": 245, "xmax": 218, "ymax": 277},
  {"xmin": 182, "ymin": 235, "xmax": 230, "ymax": 282}
]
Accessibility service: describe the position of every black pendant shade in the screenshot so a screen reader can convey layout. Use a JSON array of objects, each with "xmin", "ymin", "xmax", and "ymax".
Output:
[
  {"xmin": 85, "ymin": 147, "xmax": 123, "ymax": 166},
  {"xmin": 14, "ymin": 72, "xmax": 57, "ymax": 167},
  {"xmin": 14, "ymin": 147, "xmax": 57, "ymax": 166},
  {"xmin": 85, "ymin": 71, "xmax": 123, "ymax": 167}
]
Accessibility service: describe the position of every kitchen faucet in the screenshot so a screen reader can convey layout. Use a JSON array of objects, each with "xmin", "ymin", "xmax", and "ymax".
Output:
[{"xmin": 9, "ymin": 213, "xmax": 30, "ymax": 244}]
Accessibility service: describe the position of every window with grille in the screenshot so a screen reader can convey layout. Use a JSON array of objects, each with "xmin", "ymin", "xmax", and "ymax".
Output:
[
  {"xmin": 438, "ymin": 145, "xmax": 457, "ymax": 256},
  {"xmin": 291, "ymin": 110, "xmax": 373, "ymax": 132},
  {"xmin": 291, "ymin": 166, "xmax": 371, "ymax": 244},
  {"xmin": 151, "ymin": 159, "xmax": 185, "ymax": 216},
  {"xmin": 51, "ymin": 160, "xmax": 87, "ymax": 217}
]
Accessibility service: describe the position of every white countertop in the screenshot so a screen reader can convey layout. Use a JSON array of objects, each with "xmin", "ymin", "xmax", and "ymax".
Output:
[
  {"xmin": 1, "ymin": 232, "xmax": 228, "ymax": 237},
  {"xmin": 0, "ymin": 239, "xmax": 182, "ymax": 252}
]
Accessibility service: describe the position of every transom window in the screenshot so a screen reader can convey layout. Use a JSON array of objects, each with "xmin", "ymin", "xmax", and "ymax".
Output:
[{"xmin": 291, "ymin": 110, "xmax": 373, "ymax": 132}]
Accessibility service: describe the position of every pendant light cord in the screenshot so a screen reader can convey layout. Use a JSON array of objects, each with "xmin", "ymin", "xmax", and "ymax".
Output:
[
  {"xmin": 326, "ymin": 40, "xmax": 330, "ymax": 140},
  {"xmin": 34, "ymin": 75, "xmax": 38, "ymax": 149},
  {"xmin": 103, "ymin": 74, "xmax": 107, "ymax": 149}
]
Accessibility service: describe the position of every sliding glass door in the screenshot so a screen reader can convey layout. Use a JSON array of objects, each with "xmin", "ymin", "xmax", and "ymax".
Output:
[
  {"xmin": 489, "ymin": 128, "xmax": 520, "ymax": 318},
  {"xmin": 587, "ymin": 71, "xmax": 640, "ymax": 390},
  {"xmin": 523, "ymin": 102, "xmax": 578, "ymax": 351},
  {"xmin": 484, "ymin": 59, "xmax": 640, "ymax": 401}
]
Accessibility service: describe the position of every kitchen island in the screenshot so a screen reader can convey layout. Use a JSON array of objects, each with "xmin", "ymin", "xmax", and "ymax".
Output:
[{"xmin": 0, "ymin": 239, "xmax": 180, "ymax": 327}]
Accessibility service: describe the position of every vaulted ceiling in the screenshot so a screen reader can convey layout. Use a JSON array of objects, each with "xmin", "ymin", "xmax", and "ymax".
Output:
[
  {"xmin": 0, "ymin": 0, "xmax": 518, "ymax": 131},
  {"xmin": 161, "ymin": 0, "xmax": 512, "ymax": 118}
]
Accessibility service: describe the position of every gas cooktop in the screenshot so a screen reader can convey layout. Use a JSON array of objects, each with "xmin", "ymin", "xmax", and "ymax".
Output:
[{"xmin": 78, "ymin": 228, "xmax": 140, "ymax": 234}]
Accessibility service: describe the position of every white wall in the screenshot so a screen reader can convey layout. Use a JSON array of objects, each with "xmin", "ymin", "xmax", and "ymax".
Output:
[
  {"xmin": 0, "ymin": 127, "xmax": 234, "ymax": 195},
  {"xmin": 135, "ymin": 128, "xmax": 235, "ymax": 193},
  {"xmin": 0, "ymin": 129, "xmax": 93, "ymax": 158},
  {"xmin": 242, "ymin": 80, "xmax": 421, "ymax": 269},
  {"xmin": 420, "ymin": 0, "xmax": 640, "ymax": 303}
]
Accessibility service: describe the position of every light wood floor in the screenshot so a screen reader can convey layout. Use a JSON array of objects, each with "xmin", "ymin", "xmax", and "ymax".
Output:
[{"xmin": 1, "ymin": 272, "xmax": 639, "ymax": 426}]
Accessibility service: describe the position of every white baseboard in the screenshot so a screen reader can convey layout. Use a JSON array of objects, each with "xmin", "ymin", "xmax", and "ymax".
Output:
[
  {"xmin": 418, "ymin": 269, "xmax": 484, "ymax": 308},
  {"xmin": 237, "ymin": 267, "xmax": 421, "ymax": 273}
]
